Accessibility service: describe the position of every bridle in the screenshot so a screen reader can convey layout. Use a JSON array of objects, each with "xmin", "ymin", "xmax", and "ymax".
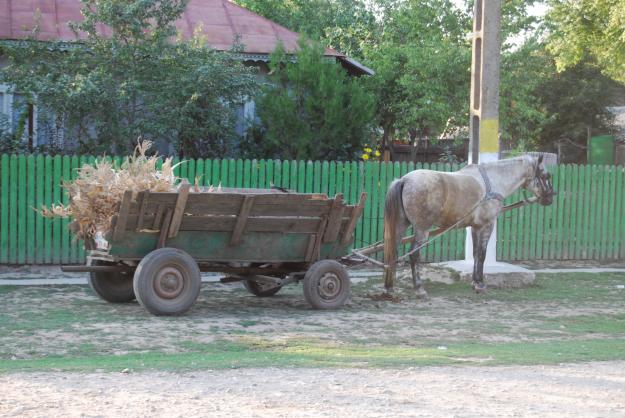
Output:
[{"xmin": 532, "ymin": 163, "xmax": 556, "ymax": 204}]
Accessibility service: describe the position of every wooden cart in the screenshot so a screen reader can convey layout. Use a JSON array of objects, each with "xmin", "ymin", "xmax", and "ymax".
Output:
[{"xmin": 63, "ymin": 182, "xmax": 366, "ymax": 316}]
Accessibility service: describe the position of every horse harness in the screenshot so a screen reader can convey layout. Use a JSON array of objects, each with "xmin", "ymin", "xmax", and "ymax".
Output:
[{"xmin": 478, "ymin": 165, "xmax": 505, "ymax": 202}]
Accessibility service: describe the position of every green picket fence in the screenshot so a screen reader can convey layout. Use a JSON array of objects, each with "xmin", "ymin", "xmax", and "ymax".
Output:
[{"xmin": 0, "ymin": 154, "xmax": 623, "ymax": 265}]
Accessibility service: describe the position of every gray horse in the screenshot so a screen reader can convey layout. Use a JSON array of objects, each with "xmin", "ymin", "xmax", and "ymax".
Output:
[{"xmin": 383, "ymin": 155, "xmax": 555, "ymax": 298}]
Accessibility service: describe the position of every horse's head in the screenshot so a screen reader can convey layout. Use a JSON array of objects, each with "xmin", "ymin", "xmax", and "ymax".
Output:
[{"xmin": 525, "ymin": 155, "xmax": 556, "ymax": 205}]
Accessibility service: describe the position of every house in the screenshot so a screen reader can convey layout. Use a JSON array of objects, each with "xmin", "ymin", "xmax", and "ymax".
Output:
[{"xmin": 0, "ymin": 0, "xmax": 372, "ymax": 151}]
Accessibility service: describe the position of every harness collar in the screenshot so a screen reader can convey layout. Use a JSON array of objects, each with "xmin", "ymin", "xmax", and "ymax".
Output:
[{"xmin": 478, "ymin": 165, "xmax": 505, "ymax": 202}]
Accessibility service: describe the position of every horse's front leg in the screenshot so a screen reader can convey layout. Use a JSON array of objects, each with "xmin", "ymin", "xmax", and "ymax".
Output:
[
  {"xmin": 409, "ymin": 231, "xmax": 429, "ymax": 299},
  {"xmin": 472, "ymin": 223, "xmax": 494, "ymax": 293}
]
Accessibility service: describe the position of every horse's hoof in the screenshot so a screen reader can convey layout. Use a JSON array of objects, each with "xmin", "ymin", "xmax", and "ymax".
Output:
[
  {"xmin": 415, "ymin": 290, "xmax": 429, "ymax": 300},
  {"xmin": 472, "ymin": 282, "xmax": 487, "ymax": 294}
]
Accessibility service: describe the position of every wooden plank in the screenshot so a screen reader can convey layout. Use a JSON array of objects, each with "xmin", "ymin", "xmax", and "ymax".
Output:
[
  {"xmin": 581, "ymin": 165, "xmax": 592, "ymax": 258},
  {"xmin": 274, "ymin": 159, "xmax": 282, "ymax": 189},
  {"xmin": 321, "ymin": 161, "xmax": 329, "ymax": 196},
  {"xmin": 305, "ymin": 234, "xmax": 317, "ymax": 262},
  {"xmin": 614, "ymin": 166, "xmax": 624, "ymax": 259},
  {"xmin": 606, "ymin": 166, "xmax": 617, "ymax": 259},
  {"xmin": 112, "ymin": 190, "xmax": 133, "ymax": 242},
  {"xmin": 266, "ymin": 159, "xmax": 274, "ymax": 189},
  {"xmin": 354, "ymin": 161, "xmax": 365, "ymax": 249},
  {"xmin": 328, "ymin": 161, "xmax": 336, "ymax": 198},
  {"xmin": 221, "ymin": 158, "xmax": 229, "ymax": 188},
  {"xmin": 236, "ymin": 159, "xmax": 244, "ymax": 188},
  {"xmin": 290, "ymin": 160, "xmax": 298, "ymax": 192},
  {"xmin": 573, "ymin": 165, "xmax": 584, "ymax": 259},
  {"xmin": 0, "ymin": 155, "xmax": 8, "ymax": 263},
  {"xmin": 181, "ymin": 216, "xmax": 332, "ymax": 233},
  {"xmin": 195, "ymin": 158, "xmax": 204, "ymax": 188},
  {"xmin": 168, "ymin": 181, "xmax": 191, "ymax": 238},
  {"xmin": 135, "ymin": 191, "xmax": 150, "ymax": 232},
  {"xmin": 25, "ymin": 155, "xmax": 35, "ymax": 264},
  {"xmin": 251, "ymin": 159, "xmax": 259, "ymax": 189},
  {"xmin": 620, "ymin": 166, "xmax": 625, "ymax": 259},
  {"xmin": 314, "ymin": 161, "xmax": 322, "ymax": 193},
  {"xmin": 8, "ymin": 155, "xmax": 17, "ymax": 263},
  {"xmin": 310, "ymin": 216, "xmax": 329, "ymax": 262},
  {"xmin": 229, "ymin": 159, "xmax": 237, "ymax": 188},
  {"xmin": 17, "ymin": 155, "xmax": 26, "ymax": 264},
  {"xmin": 370, "ymin": 162, "xmax": 380, "ymax": 248},
  {"xmin": 568, "ymin": 165, "xmax": 579, "ymax": 259},
  {"xmin": 593, "ymin": 165, "xmax": 604, "ymax": 258},
  {"xmin": 323, "ymin": 194, "xmax": 345, "ymax": 243},
  {"xmin": 341, "ymin": 192, "xmax": 367, "ymax": 245},
  {"xmin": 259, "ymin": 159, "xmax": 266, "ymax": 189},
  {"xmin": 243, "ymin": 159, "xmax": 251, "ymax": 189},
  {"xmin": 51, "ymin": 155, "xmax": 63, "ymax": 264},
  {"xmin": 211, "ymin": 158, "xmax": 220, "ymax": 188},
  {"xmin": 203, "ymin": 159, "xmax": 212, "ymax": 187},
  {"xmin": 61, "ymin": 155, "xmax": 71, "ymax": 264},
  {"xmin": 152, "ymin": 203, "xmax": 165, "ymax": 229},
  {"xmin": 35, "ymin": 155, "xmax": 45, "ymax": 264},
  {"xmin": 69, "ymin": 155, "xmax": 80, "ymax": 263},
  {"xmin": 157, "ymin": 208, "xmax": 173, "ymax": 248},
  {"xmin": 230, "ymin": 195, "xmax": 255, "ymax": 245},
  {"xmin": 44, "ymin": 156, "xmax": 53, "ymax": 264}
]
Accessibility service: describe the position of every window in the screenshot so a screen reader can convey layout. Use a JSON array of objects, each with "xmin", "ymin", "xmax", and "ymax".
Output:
[{"xmin": 0, "ymin": 84, "xmax": 38, "ymax": 149}]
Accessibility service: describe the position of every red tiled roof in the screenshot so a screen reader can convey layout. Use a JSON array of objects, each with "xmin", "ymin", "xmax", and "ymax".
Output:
[{"xmin": 0, "ymin": 0, "xmax": 343, "ymax": 57}]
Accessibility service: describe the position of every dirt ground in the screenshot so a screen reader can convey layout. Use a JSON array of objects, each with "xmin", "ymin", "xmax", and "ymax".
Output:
[
  {"xmin": 1, "ymin": 268, "xmax": 625, "ymax": 416},
  {"xmin": 2, "ymin": 269, "xmax": 625, "ymax": 360},
  {"xmin": 2, "ymin": 362, "xmax": 625, "ymax": 417}
]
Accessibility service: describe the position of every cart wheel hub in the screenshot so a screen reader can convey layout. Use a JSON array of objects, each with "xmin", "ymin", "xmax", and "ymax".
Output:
[
  {"xmin": 154, "ymin": 267, "xmax": 184, "ymax": 299},
  {"xmin": 319, "ymin": 272, "xmax": 341, "ymax": 300}
]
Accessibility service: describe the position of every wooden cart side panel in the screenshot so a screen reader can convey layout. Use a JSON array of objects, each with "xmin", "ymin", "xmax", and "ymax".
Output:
[
  {"xmin": 125, "ymin": 215, "xmax": 351, "ymax": 235},
  {"xmin": 111, "ymin": 190, "xmax": 133, "ymax": 242},
  {"xmin": 109, "ymin": 231, "xmax": 314, "ymax": 262},
  {"xmin": 128, "ymin": 193, "xmax": 334, "ymax": 217},
  {"xmin": 340, "ymin": 192, "xmax": 367, "ymax": 245},
  {"xmin": 323, "ymin": 193, "xmax": 345, "ymax": 243},
  {"xmin": 167, "ymin": 182, "xmax": 190, "ymax": 238}
]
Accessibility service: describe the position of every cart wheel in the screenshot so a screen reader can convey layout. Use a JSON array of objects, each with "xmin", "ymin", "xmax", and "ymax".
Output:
[
  {"xmin": 303, "ymin": 260, "xmax": 350, "ymax": 309},
  {"xmin": 133, "ymin": 248, "xmax": 201, "ymax": 316},
  {"xmin": 88, "ymin": 261, "xmax": 135, "ymax": 303},
  {"xmin": 243, "ymin": 278, "xmax": 282, "ymax": 297}
]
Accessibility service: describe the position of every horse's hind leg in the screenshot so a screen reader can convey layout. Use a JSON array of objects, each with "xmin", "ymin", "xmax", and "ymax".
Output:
[{"xmin": 409, "ymin": 230, "xmax": 429, "ymax": 299}]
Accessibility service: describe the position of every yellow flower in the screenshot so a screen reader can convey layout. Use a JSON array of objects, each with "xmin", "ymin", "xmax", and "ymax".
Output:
[
  {"xmin": 374, "ymin": 150, "xmax": 381, "ymax": 157},
  {"xmin": 362, "ymin": 153, "xmax": 370, "ymax": 160},
  {"xmin": 364, "ymin": 147, "xmax": 372, "ymax": 153}
]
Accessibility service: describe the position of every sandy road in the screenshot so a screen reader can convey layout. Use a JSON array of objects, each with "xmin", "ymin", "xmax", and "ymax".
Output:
[{"xmin": 2, "ymin": 362, "xmax": 625, "ymax": 417}]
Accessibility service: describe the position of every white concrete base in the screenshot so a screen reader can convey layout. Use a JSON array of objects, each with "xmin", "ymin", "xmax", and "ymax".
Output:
[{"xmin": 438, "ymin": 260, "xmax": 536, "ymax": 289}]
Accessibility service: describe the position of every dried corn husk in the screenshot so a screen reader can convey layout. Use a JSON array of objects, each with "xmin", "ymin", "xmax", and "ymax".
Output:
[{"xmin": 39, "ymin": 140, "xmax": 179, "ymax": 240}]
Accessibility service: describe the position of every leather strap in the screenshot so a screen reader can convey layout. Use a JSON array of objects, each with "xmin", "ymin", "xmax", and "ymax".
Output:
[{"xmin": 478, "ymin": 165, "xmax": 505, "ymax": 202}]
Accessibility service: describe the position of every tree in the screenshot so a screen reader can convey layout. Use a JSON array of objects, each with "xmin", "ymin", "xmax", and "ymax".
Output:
[
  {"xmin": 363, "ymin": 0, "xmax": 471, "ymax": 150},
  {"xmin": 0, "ymin": 0, "xmax": 257, "ymax": 157},
  {"xmin": 547, "ymin": 0, "xmax": 625, "ymax": 84},
  {"xmin": 248, "ymin": 40, "xmax": 375, "ymax": 161},
  {"xmin": 232, "ymin": 0, "xmax": 380, "ymax": 59}
]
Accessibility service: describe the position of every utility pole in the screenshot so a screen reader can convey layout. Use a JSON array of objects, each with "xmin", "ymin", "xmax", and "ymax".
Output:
[{"xmin": 465, "ymin": 0, "xmax": 501, "ymax": 262}]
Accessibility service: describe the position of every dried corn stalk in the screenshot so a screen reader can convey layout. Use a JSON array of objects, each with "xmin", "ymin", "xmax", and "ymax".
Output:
[{"xmin": 40, "ymin": 141, "xmax": 178, "ymax": 240}]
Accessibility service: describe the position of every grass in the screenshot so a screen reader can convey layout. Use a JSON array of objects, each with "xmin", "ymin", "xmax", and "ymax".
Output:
[
  {"xmin": 1, "ymin": 338, "xmax": 625, "ymax": 373},
  {"xmin": 1, "ymin": 272, "xmax": 625, "ymax": 372}
]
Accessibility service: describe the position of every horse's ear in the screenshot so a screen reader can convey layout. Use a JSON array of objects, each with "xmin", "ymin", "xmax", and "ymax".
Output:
[{"xmin": 537, "ymin": 155, "xmax": 544, "ymax": 165}]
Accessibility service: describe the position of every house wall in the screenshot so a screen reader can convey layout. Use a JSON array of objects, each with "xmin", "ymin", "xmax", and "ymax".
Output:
[{"xmin": 0, "ymin": 56, "xmax": 271, "ymax": 155}]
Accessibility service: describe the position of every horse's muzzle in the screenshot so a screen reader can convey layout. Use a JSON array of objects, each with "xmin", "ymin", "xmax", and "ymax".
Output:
[{"xmin": 539, "ymin": 190, "xmax": 556, "ymax": 206}]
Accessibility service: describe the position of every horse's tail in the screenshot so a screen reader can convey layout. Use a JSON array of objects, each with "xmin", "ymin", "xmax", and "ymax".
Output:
[{"xmin": 383, "ymin": 178, "xmax": 405, "ymax": 292}]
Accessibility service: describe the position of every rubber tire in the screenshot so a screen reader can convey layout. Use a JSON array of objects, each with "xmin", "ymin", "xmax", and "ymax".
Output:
[
  {"xmin": 133, "ymin": 248, "xmax": 201, "ymax": 316},
  {"xmin": 303, "ymin": 260, "xmax": 350, "ymax": 310},
  {"xmin": 243, "ymin": 279, "xmax": 282, "ymax": 297},
  {"xmin": 88, "ymin": 263, "xmax": 135, "ymax": 303}
]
